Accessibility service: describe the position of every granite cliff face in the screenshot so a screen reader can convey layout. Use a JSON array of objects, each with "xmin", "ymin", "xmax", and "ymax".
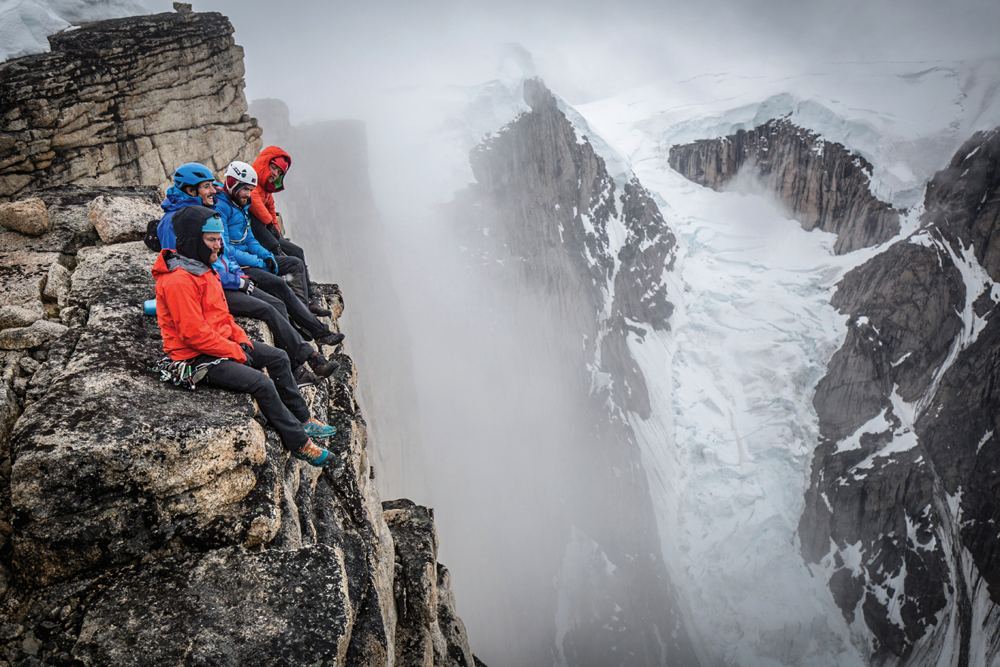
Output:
[
  {"xmin": 0, "ymin": 11, "xmax": 261, "ymax": 201},
  {"xmin": 0, "ymin": 10, "xmax": 481, "ymax": 666},
  {"xmin": 451, "ymin": 78, "xmax": 696, "ymax": 666},
  {"xmin": 668, "ymin": 118, "xmax": 902, "ymax": 253},
  {"xmin": 798, "ymin": 128, "xmax": 1000, "ymax": 664},
  {"xmin": 0, "ymin": 188, "xmax": 477, "ymax": 664}
]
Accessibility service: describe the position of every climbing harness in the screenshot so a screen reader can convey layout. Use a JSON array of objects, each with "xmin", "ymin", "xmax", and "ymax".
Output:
[{"xmin": 154, "ymin": 356, "xmax": 225, "ymax": 390}]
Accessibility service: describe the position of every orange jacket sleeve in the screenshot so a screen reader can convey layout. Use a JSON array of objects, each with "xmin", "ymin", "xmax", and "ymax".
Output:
[{"xmin": 159, "ymin": 278, "xmax": 247, "ymax": 362}]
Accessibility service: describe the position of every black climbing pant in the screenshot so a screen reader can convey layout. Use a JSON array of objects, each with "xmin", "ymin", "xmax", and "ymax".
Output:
[
  {"xmin": 198, "ymin": 342, "xmax": 310, "ymax": 452},
  {"xmin": 242, "ymin": 265, "xmax": 329, "ymax": 339},
  {"xmin": 277, "ymin": 237, "xmax": 312, "ymax": 295},
  {"xmin": 250, "ymin": 216, "xmax": 282, "ymax": 254},
  {"xmin": 223, "ymin": 289, "xmax": 313, "ymax": 367},
  {"xmin": 249, "ymin": 216, "xmax": 315, "ymax": 299}
]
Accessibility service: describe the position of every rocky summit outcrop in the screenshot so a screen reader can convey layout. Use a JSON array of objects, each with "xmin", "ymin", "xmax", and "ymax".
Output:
[
  {"xmin": 0, "ymin": 10, "xmax": 261, "ymax": 201},
  {"xmin": 669, "ymin": 117, "xmax": 902, "ymax": 253},
  {"xmin": 800, "ymin": 128, "xmax": 1000, "ymax": 664},
  {"xmin": 0, "ymin": 185, "xmax": 481, "ymax": 665},
  {"xmin": 452, "ymin": 78, "xmax": 697, "ymax": 666},
  {"xmin": 384, "ymin": 500, "xmax": 476, "ymax": 667}
]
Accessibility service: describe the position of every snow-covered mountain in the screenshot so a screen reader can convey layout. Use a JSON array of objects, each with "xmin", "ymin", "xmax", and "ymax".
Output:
[
  {"xmin": 426, "ymin": 58, "xmax": 1000, "ymax": 665},
  {"xmin": 571, "ymin": 59, "xmax": 1000, "ymax": 665}
]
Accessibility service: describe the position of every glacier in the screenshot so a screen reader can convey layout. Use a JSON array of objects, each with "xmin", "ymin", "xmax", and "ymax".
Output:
[{"xmin": 569, "ymin": 59, "xmax": 1000, "ymax": 665}]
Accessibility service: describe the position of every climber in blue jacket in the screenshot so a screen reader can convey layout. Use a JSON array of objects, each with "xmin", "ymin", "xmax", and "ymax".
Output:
[
  {"xmin": 156, "ymin": 162, "xmax": 339, "ymax": 383},
  {"xmin": 214, "ymin": 168, "xmax": 276, "ymax": 271},
  {"xmin": 156, "ymin": 165, "xmax": 246, "ymax": 291},
  {"xmin": 215, "ymin": 160, "xmax": 344, "ymax": 348}
]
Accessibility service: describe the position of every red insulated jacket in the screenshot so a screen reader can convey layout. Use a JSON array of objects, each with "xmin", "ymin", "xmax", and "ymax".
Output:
[
  {"xmin": 152, "ymin": 250, "xmax": 250, "ymax": 362},
  {"xmin": 249, "ymin": 145, "xmax": 292, "ymax": 234}
]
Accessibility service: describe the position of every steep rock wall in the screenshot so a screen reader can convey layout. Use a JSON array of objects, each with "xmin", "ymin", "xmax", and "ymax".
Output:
[
  {"xmin": 0, "ymin": 185, "xmax": 480, "ymax": 666},
  {"xmin": 0, "ymin": 8, "xmax": 481, "ymax": 665},
  {"xmin": 668, "ymin": 118, "xmax": 901, "ymax": 253},
  {"xmin": 0, "ymin": 10, "xmax": 261, "ymax": 201},
  {"xmin": 452, "ymin": 78, "xmax": 695, "ymax": 666},
  {"xmin": 800, "ymin": 129, "xmax": 1000, "ymax": 664}
]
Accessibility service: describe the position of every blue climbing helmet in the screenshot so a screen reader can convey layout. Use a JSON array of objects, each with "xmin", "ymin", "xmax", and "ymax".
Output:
[
  {"xmin": 173, "ymin": 162, "xmax": 215, "ymax": 189},
  {"xmin": 201, "ymin": 214, "xmax": 225, "ymax": 233}
]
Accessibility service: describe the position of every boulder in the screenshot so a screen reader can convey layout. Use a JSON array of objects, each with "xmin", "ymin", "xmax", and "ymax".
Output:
[
  {"xmin": 87, "ymin": 194, "xmax": 163, "ymax": 244},
  {"xmin": 0, "ymin": 320, "xmax": 68, "ymax": 351},
  {"xmin": 0, "ymin": 250, "xmax": 60, "ymax": 319},
  {"xmin": 0, "ymin": 306, "xmax": 43, "ymax": 331},
  {"xmin": 42, "ymin": 261, "xmax": 71, "ymax": 305},
  {"xmin": 0, "ymin": 198, "xmax": 49, "ymax": 236},
  {"xmin": 0, "ymin": 352, "xmax": 22, "ymax": 446},
  {"xmin": 67, "ymin": 241, "xmax": 156, "ymax": 309}
]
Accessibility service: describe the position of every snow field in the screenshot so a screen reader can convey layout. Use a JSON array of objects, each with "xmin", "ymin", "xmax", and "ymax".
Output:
[{"xmin": 0, "ymin": 0, "xmax": 146, "ymax": 62}]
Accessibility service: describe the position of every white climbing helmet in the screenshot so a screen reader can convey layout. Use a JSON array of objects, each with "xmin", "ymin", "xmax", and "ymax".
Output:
[{"xmin": 223, "ymin": 160, "xmax": 258, "ymax": 194}]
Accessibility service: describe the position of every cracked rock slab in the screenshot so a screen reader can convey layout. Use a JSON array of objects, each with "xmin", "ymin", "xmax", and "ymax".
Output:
[{"xmin": 72, "ymin": 545, "xmax": 352, "ymax": 666}]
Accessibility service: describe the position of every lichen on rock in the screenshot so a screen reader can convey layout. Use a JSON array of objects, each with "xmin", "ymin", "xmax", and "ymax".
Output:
[{"xmin": 0, "ymin": 183, "xmax": 482, "ymax": 664}]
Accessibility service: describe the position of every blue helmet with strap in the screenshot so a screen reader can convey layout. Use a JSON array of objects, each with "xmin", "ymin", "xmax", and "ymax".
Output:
[{"xmin": 173, "ymin": 162, "xmax": 215, "ymax": 189}]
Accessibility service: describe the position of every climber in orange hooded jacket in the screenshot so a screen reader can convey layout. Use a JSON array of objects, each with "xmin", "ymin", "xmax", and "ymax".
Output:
[
  {"xmin": 152, "ymin": 205, "xmax": 337, "ymax": 467},
  {"xmin": 247, "ymin": 145, "xmax": 331, "ymax": 317},
  {"xmin": 248, "ymin": 145, "xmax": 290, "ymax": 237}
]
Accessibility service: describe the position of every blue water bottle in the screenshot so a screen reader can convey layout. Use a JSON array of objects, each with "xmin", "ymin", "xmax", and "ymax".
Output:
[{"xmin": 142, "ymin": 298, "xmax": 157, "ymax": 316}]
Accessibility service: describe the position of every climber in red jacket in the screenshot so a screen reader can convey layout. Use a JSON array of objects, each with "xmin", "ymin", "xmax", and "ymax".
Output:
[
  {"xmin": 151, "ymin": 204, "xmax": 336, "ymax": 467},
  {"xmin": 248, "ymin": 145, "xmax": 330, "ymax": 317}
]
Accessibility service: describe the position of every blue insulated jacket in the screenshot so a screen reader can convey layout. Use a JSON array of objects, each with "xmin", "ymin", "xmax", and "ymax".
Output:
[
  {"xmin": 215, "ymin": 191, "xmax": 275, "ymax": 269},
  {"xmin": 157, "ymin": 187, "xmax": 244, "ymax": 290}
]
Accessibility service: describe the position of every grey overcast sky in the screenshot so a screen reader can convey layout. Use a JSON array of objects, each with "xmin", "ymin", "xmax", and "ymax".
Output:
[{"xmin": 146, "ymin": 0, "xmax": 1000, "ymax": 121}]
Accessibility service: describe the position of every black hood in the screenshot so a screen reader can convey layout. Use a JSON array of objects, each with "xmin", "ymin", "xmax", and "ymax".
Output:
[{"xmin": 173, "ymin": 206, "xmax": 221, "ymax": 268}]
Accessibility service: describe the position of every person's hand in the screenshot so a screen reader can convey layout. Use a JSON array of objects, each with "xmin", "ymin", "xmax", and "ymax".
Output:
[
  {"xmin": 239, "ymin": 277, "xmax": 255, "ymax": 294},
  {"xmin": 239, "ymin": 342, "xmax": 254, "ymax": 364},
  {"xmin": 264, "ymin": 256, "xmax": 279, "ymax": 274}
]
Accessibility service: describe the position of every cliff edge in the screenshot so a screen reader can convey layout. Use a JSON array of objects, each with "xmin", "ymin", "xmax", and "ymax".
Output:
[{"xmin": 0, "ymin": 9, "xmax": 481, "ymax": 667}]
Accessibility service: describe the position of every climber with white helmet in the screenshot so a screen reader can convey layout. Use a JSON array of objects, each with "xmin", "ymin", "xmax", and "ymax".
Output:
[{"xmin": 215, "ymin": 159, "xmax": 345, "ymax": 350}]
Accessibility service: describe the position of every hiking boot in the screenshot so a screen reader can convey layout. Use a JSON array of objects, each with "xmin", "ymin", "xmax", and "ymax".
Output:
[
  {"xmin": 308, "ymin": 352, "xmax": 339, "ymax": 379},
  {"xmin": 303, "ymin": 419, "xmax": 336, "ymax": 439},
  {"xmin": 315, "ymin": 331, "xmax": 345, "ymax": 347},
  {"xmin": 292, "ymin": 439, "xmax": 333, "ymax": 467},
  {"xmin": 294, "ymin": 365, "xmax": 319, "ymax": 386},
  {"xmin": 309, "ymin": 299, "xmax": 332, "ymax": 316}
]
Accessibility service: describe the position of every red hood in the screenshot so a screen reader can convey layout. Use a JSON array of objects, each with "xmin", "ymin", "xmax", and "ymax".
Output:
[
  {"xmin": 151, "ymin": 249, "xmax": 172, "ymax": 278},
  {"xmin": 253, "ymin": 145, "xmax": 292, "ymax": 193}
]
